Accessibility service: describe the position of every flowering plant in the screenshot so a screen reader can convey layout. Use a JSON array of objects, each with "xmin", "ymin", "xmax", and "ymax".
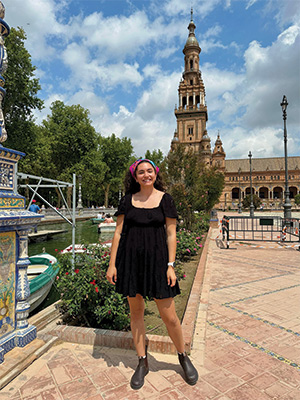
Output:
[{"xmin": 56, "ymin": 244, "xmax": 130, "ymax": 331}]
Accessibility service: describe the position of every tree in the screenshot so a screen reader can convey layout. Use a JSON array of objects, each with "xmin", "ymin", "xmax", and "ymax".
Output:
[
  {"xmin": 40, "ymin": 101, "xmax": 98, "ymax": 179},
  {"xmin": 144, "ymin": 149, "xmax": 164, "ymax": 166},
  {"xmin": 3, "ymin": 27, "xmax": 43, "ymax": 153},
  {"xmin": 242, "ymin": 194, "xmax": 261, "ymax": 209},
  {"xmin": 98, "ymin": 134, "xmax": 134, "ymax": 207},
  {"xmin": 164, "ymin": 144, "xmax": 224, "ymax": 227},
  {"xmin": 294, "ymin": 193, "xmax": 300, "ymax": 206}
]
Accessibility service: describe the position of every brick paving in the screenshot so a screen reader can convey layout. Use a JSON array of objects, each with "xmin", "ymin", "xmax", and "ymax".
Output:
[{"xmin": 1, "ymin": 225, "xmax": 300, "ymax": 399}]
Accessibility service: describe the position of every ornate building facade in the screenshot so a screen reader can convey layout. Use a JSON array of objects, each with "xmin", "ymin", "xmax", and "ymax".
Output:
[{"xmin": 171, "ymin": 10, "xmax": 300, "ymax": 209}]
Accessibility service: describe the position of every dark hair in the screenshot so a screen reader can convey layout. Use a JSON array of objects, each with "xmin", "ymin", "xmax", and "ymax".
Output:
[{"xmin": 124, "ymin": 162, "xmax": 165, "ymax": 194}]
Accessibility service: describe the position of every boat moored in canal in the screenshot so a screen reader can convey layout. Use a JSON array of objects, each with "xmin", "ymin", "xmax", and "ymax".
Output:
[{"xmin": 28, "ymin": 253, "xmax": 59, "ymax": 313}]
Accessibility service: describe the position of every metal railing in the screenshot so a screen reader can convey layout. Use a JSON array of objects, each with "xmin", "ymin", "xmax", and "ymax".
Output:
[{"xmin": 222, "ymin": 216, "xmax": 300, "ymax": 244}]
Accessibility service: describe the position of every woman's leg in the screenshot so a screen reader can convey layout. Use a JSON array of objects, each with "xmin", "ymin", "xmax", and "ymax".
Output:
[
  {"xmin": 154, "ymin": 297, "xmax": 185, "ymax": 353},
  {"xmin": 127, "ymin": 294, "xmax": 146, "ymax": 357},
  {"xmin": 155, "ymin": 297, "xmax": 198, "ymax": 386}
]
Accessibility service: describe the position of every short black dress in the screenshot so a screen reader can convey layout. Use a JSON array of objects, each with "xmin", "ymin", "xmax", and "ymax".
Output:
[{"xmin": 114, "ymin": 192, "xmax": 181, "ymax": 299}]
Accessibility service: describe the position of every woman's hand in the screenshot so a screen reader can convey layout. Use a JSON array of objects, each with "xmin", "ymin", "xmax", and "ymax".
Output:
[
  {"xmin": 167, "ymin": 266, "xmax": 177, "ymax": 287},
  {"xmin": 106, "ymin": 265, "xmax": 117, "ymax": 285}
]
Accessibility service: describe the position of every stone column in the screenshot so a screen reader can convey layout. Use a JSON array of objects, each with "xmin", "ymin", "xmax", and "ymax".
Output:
[{"xmin": 15, "ymin": 230, "xmax": 37, "ymax": 347}]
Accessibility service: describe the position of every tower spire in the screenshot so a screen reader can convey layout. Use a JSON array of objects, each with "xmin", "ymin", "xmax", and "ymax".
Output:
[{"xmin": 173, "ymin": 9, "xmax": 208, "ymax": 157}]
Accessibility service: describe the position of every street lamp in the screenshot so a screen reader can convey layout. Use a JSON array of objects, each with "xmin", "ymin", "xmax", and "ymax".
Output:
[
  {"xmin": 238, "ymin": 167, "xmax": 242, "ymax": 213},
  {"xmin": 248, "ymin": 151, "xmax": 254, "ymax": 217},
  {"xmin": 77, "ymin": 174, "xmax": 83, "ymax": 211},
  {"xmin": 281, "ymin": 95, "xmax": 291, "ymax": 222}
]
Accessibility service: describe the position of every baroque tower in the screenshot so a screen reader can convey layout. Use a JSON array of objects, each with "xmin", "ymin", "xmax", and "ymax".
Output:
[{"xmin": 172, "ymin": 9, "xmax": 210, "ymax": 164}]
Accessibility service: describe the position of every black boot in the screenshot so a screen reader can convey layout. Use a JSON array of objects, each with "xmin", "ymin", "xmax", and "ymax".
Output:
[
  {"xmin": 130, "ymin": 350, "xmax": 149, "ymax": 390},
  {"xmin": 178, "ymin": 352, "xmax": 198, "ymax": 385}
]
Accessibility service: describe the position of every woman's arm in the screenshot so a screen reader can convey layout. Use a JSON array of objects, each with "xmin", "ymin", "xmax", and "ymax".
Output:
[
  {"xmin": 165, "ymin": 217, "xmax": 177, "ymax": 287},
  {"xmin": 106, "ymin": 214, "xmax": 124, "ymax": 285}
]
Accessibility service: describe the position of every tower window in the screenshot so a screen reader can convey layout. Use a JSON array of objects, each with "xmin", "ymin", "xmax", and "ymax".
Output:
[
  {"xmin": 188, "ymin": 127, "xmax": 193, "ymax": 136},
  {"xmin": 190, "ymin": 60, "xmax": 193, "ymax": 70},
  {"xmin": 190, "ymin": 80, "xmax": 193, "ymax": 85}
]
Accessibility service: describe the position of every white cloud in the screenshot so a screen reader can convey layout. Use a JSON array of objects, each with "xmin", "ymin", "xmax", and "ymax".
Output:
[
  {"xmin": 163, "ymin": 0, "xmax": 223, "ymax": 19},
  {"xmin": 5, "ymin": 0, "xmax": 67, "ymax": 60},
  {"xmin": 222, "ymin": 126, "xmax": 297, "ymax": 159}
]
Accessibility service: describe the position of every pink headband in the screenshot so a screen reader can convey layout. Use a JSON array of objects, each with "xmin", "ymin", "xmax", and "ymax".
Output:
[{"xmin": 129, "ymin": 159, "xmax": 159, "ymax": 177}]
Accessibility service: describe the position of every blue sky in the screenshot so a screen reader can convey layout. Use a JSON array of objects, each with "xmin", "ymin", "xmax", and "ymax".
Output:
[{"xmin": 5, "ymin": 0, "xmax": 300, "ymax": 159}]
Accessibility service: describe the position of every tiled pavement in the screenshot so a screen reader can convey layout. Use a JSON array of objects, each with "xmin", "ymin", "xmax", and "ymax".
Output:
[{"xmin": 1, "ymin": 226, "xmax": 300, "ymax": 399}]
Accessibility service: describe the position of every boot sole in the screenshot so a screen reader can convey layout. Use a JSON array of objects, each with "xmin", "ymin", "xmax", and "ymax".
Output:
[
  {"xmin": 186, "ymin": 378, "xmax": 198, "ymax": 385},
  {"xmin": 130, "ymin": 369, "xmax": 149, "ymax": 390}
]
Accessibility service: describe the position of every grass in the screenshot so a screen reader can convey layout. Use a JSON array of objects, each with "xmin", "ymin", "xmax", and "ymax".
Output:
[{"xmin": 143, "ymin": 252, "xmax": 201, "ymax": 336}]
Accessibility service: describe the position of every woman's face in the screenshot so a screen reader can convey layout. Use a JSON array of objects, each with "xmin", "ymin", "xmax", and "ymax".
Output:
[{"xmin": 135, "ymin": 162, "xmax": 156, "ymax": 187}]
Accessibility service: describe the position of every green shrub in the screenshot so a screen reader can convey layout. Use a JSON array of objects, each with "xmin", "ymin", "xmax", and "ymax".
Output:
[
  {"xmin": 56, "ymin": 244, "xmax": 130, "ymax": 331},
  {"xmin": 176, "ymin": 228, "xmax": 204, "ymax": 263}
]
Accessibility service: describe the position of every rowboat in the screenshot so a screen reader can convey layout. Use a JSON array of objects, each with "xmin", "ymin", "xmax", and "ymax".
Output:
[
  {"xmin": 90, "ymin": 218, "xmax": 105, "ymax": 224},
  {"xmin": 98, "ymin": 222, "xmax": 116, "ymax": 232},
  {"xmin": 28, "ymin": 253, "xmax": 59, "ymax": 313},
  {"xmin": 61, "ymin": 241, "xmax": 112, "ymax": 254}
]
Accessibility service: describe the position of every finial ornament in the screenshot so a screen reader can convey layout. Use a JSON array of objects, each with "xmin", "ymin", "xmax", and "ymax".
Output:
[
  {"xmin": 191, "ymin": 7, "xmax": 193, "ymax": 22},
  {"xmin": 0, "ymin": 1, "xmax": 9, "ymax": 144}
]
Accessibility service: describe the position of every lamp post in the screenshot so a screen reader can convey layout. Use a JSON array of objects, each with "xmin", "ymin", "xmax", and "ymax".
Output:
[
  {"xmin": 238, "ymin": 167, "xmax": 242, "ymax": 213},
  {"xmin": 281, "ymin": 95, "xmax": 291, "ymax": 222},
  {"xmin": 248, "ymin": 151, "xmax": 254, "ymax": 217},
  {"xmin": 77, "ymin": 174, "xmax": 83, "ymax": 212}
]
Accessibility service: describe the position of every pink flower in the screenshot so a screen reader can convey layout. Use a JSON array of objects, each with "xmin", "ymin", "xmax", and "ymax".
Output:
[
  {"xmin": 183, "ymin": 274, "xmax": 186, "ymax": 278},
  {"xmin": 75, "ymin": 269, "xmax": 79, "ymax": 274},
  {"xmin": 55, "ymin": 249, "xmax": 58, "ymax": 252},
  {"xmin": 196, "ymin": 236, "xmax": 200, "ymax": 239},
  {"xmin": 108, "ymin": 310, "xmax": 111, "ymax": 315},
  {"xmin": 201, "ymin": 234, "xmax": 205, "ymax": 237},
  {"xmin": 199, "ymin": 244, "xmax": 203, "ymax": 247},
  {"xmin": 194, "ymin": 248, "xmax": 197, "ymax": 251},
  {"xmin": 186, "ymin": 249, "xmax": 191, "ymax": 253},
  {"xmin": 56, "ymin": 276, "xmax": 59, "ymax": 280},
  {"xmin": 177, "ymin": 240, "xmax": 180, "ymax": 243},
  {"xmin": 65, "ymin": 272, "xmax": 69, "ymax": 275}
]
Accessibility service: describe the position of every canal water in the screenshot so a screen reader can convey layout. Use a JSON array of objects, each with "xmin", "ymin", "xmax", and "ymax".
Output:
[
  {"xmin": 28, "ymin": 220, "xmax": 114, "ymax": 315},
  {"xmin": 28, "ymin": 220, "xmax": 113, "ymax": 256}
]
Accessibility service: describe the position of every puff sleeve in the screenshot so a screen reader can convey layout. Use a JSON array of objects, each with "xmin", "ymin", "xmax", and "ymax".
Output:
[
  {"xmin": 161, "ymin": 193, "xmax": 178, "ymax": 219},
  {"xmin": 114, "ymin": 195, "xmax": 126, "ymax": 216}
]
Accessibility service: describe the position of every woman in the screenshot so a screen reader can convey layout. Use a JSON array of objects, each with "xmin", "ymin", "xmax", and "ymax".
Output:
[{"xmin": 106, "ymin": 159, "xmax": 198, "ymax": 390}]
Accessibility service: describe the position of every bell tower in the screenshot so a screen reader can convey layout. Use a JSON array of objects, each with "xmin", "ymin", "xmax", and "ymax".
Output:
[{"xmin": 173, "ymin": 9, "xmax": 209, "ymax": 158}]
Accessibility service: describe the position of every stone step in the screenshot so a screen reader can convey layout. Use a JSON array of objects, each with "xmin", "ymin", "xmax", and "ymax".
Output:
[
  {"xmin": 28, "ymin": 301, "xmax": 61, "ymax": 331},
  {"xmin": 0, "ymin": 336, "xmax": 58, "ymax": 390}
]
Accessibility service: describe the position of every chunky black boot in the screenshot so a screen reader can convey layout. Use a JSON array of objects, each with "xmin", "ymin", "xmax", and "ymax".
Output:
[
  {"xmin": 178, "ymin": 352, "xmax": 198, "ymax": 385},
  {"xmin": 130, "ymin": 349, "xmax": 149, "ymax": 390}
]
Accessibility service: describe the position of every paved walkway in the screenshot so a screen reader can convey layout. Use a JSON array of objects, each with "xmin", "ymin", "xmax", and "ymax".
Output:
[{"xmin": 1, "ymin": 227, "xmax": 300, "ymax": 399}]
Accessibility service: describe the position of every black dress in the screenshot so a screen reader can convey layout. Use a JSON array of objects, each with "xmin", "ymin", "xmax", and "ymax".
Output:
[{"xmin": 114, "ymin": 192, "xmax": 181, "ymax": 299}]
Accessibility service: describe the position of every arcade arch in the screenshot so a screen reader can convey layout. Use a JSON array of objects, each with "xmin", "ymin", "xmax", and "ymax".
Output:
[
  {"xmin": 259, "ymin": 187, "xmax": 268, "ymax": 199},
  {"xmin": 289, "ymin": 186, "xmax": 298, "ymax": 199},
  {"xmin": 273, "ymin": 186, "xmax": 283, "ymax": 200}
]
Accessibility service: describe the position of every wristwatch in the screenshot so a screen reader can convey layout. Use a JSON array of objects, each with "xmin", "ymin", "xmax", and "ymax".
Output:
[{"xmin": 167, "ymin": 262, "xmax": 176, "ymax": 268}]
